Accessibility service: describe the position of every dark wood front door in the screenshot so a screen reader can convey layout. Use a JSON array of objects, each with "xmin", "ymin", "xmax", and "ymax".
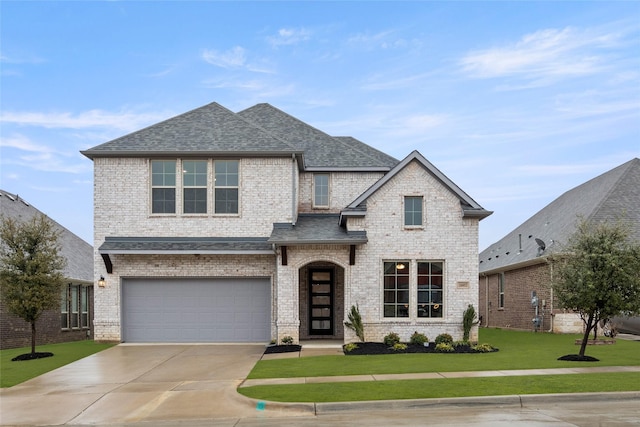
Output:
[{"xmin": 309, "ymin": 269, "xmax": 333, "ymax": 335}]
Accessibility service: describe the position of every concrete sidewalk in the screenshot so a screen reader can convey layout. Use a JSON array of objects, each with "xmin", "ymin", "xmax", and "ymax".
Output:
[{"xmin": 241, "ymin": 365, "xmax": 640, "ymax": 388}]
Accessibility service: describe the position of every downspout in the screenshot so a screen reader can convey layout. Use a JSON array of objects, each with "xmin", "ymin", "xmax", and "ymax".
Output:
[
  {"xmin": 548, "ymin": 260, "xmax": 554, "ymax": 332},
  {"xmin": 291, "ymin": 154, "xmax": 297, "ymax": 225},
  {"xmin": 483, "ymin": 274, "xmax": 489, "ymax": 327}
]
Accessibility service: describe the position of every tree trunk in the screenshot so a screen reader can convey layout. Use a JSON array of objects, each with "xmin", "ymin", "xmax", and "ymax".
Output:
[
  {"xmin": 31, "ymin": 321, "xmax": 36, "ymax": 355},
  {"xmin": 579, "ymin": 312, "xmax": 594, "ymax": 357}
]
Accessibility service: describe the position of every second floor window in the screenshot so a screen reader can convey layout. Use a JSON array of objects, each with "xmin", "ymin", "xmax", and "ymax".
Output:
[
  {"xmin": 314, "ymin": 173, "xmax": 329, "ymax": 207},
  {"xmin": 183, "ymin": 160, "xmax": 208, "ymax": 214},
  {"xmin": 151, "ymin": 160, "xmax": 176, "ymax": 214},
  {"xmin": 214, "ymin": 160, "xmax": 239, "ymax": 214},
  {"xmin": 404, "ymin": 196, "xmax": 423, "ymax": 227}
]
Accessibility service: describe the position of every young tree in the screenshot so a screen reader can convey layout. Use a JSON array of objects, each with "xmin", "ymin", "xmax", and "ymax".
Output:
[
  {"xmin": 552, "ymin": 219, "xmax": 640, "ymax": 358},
  {"xmin": 0, "ymin": 214, "xmax": 66, "ymax": 357}
]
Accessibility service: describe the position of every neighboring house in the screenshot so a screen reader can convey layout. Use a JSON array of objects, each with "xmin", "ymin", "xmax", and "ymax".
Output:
[
  {"xmin": 81, "ymin": 102, "xmax": 491, "ymax": 344},
  {"xmin": 0, "ymin": 190, "xmax": 94, "ymax": 349},
  {"xmin": 479, "ymin": 158, "xmax": 640, "ymax": 333}
]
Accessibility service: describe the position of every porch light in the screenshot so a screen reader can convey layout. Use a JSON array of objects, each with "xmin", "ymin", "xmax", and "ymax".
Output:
[{"xmin": 98, "ymin": 276, "xmax": 106, "ymax": 288}]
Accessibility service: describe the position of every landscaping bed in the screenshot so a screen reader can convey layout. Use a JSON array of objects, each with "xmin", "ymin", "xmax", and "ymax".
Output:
[{"xmin": 343, "ymin": 342, "xmax": 498, "ymax": 355}]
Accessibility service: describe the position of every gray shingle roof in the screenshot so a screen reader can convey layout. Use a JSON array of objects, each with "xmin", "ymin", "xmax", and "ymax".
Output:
[
  {"xmin": 98, "ymin": 236, "xmax": 273, "ymax": 254},
  {"xmin": 268, "ymin": 214, "xmax": 367, "ymax": 245},
  {"xmin": 81, "ymin": 102, "xmax": 398, "ymax": 171},
  {"xmin": 479, "ymin": 158, "xmax": 640, "ymax": 274},
  {"xmin": 0, "ymin": 190, "xmax": 93, "ymax": 283},
  {"xmin": 237, "ymin": 104, "xmax": 398, "ymax": 170},
  {"xmin": 81, "ymin": 102, "xmax": 301, "ymax": 159}
]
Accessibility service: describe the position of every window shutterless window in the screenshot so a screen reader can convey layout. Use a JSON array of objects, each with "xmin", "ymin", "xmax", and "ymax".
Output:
[
  {"xmin": 182, "ymin": 160, "xmax": 208, "ymax": 214},
  {"xmin": 81, "ymin": 286, "xmax": 89, "ymax": 328},
  {"xmin": 71, "ymin": 285, "xmax": 79, "ymax": 328},
  {"xmin": 151, "ymin": 160, "xmax": 176, "ymax": 214},
  {"xmin": 417, "ymin": 261, "xmax": 444, "ymax": 318},
  {"xmin": 61, "ymin": 286, "xmax": 69, "ymax": 329},
  {"xmin": 214, "ymin": 160, "xmax": 239, "ymax": 214},
  {"xmin": 498, "ymin": 273, "xmax": 505, "ymax": 308},
  {"xmin": 404, "ymin": 196, "xmax": 423, "ymax": 226},
  {"xmin": 313, "ymin": 173, "xmax": 329, "ymax": 207},
  {"xmin": 383, "ymin": 261, "xmax": 410, "ymax": 318}
]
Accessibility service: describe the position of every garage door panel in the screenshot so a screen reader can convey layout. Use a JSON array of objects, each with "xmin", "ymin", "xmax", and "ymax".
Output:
[{"xmin": 122, "ymin": 278, "xmax": 270, "ymax": 343}]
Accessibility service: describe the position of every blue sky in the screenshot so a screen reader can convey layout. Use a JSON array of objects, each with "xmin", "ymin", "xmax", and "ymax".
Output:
[{"xmin": 1, "ymin": 1, "xmax": 639, "ymax": 250}]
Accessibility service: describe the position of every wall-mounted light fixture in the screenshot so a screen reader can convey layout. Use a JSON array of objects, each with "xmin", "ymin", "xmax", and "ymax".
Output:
[{"xmin": 98, "ymin": 276, "xmax": 106, "ymax": 288}]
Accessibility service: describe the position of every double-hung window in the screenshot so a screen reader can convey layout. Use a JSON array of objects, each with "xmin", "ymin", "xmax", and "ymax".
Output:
[
  {"xmin": 183, "ymin": 160, "xmax": 208, "ymax": 214},
  {"xmin": 404, "ymin": 196, "xmax": 423, "ymax": 227},
  {"xmin": 313, "ymin": 173, "xmax": 329, "ymax": 208},
  {"xmin": 498, "ymin": 273, "xmax": 505, "ymax": 308},
  {"xmin": 383, "ymin": 261, "xmax": 410, "ymax": 318},
  {"xmin": 417, "ymin": 261, "xmax": 443, "ymax": 318},
  {"xmin": 214, "ymin": 160, "xmax": 239, "ymax": 214},
  {"xmin": 151, "ymin": 160, "xmax": 176, "ymax": 214}
]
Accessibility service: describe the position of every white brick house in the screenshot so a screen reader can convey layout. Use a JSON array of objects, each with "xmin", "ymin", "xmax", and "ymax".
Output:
[{"xmin": 81, "ymin": 102, "xmax": 491, "ymax": 344}]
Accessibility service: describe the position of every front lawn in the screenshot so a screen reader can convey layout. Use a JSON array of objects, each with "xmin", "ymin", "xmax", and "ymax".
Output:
[
  {"xmin": 239, "ymin": 328, "xmax": 640, "ymax": 402},
  {"xmin": 247, "ymin": 328, "xmax": 640, "ymax": 380},
  {"xmin": 1, "ymin": 341, "xmax": 114, "ymax": 388}
]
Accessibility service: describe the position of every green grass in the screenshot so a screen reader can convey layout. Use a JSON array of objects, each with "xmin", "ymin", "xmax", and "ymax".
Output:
[
  {"xmin": 240, "ymin": 372, "xmax": 640, "ymax": 402},
  {"xmin": 0, "ymin": 341, "xmax": 114, "ymax": 388},
  {"xmin": 240, "ymin": 328, "xmax": 640, "ymax": 402},
  {"xmin": 247, "ymin": 328, "xmax": 640, "ymax": 379}
]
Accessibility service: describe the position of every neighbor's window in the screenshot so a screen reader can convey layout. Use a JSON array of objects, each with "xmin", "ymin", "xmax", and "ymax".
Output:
[
  {"xmin": 383, "ymin": 261, "xmax": 410, "ymax": 318},
  {"xmin": 61, "ymin": 284, "xmax": 90, "ymax": 330},
  {"xmin": 417, "ymin": 261, "xmax": 443, "ymax": 318},
  {"xmin": 183, "ymin": 160, "xmax": 208, "ymax": 214},
  {"xmin": 313, "ymin": 174, "xmax": 329, "ymax": 208},
  {"xmin": 151, "ymin": 160, "xmax": 176, "ymax": 214},
  {"xmin": 404, "ymin": 196, "xmax": 423, "ymax": 226},
  {"xmin": 214, "ymin": 160, "xmax": 239, "ymax": 214},
  {"xmin": 498, "ymin": 273, "xmax": 505, "ymax": 309}
]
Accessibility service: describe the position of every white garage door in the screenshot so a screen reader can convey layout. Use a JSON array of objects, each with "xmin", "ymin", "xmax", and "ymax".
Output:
[{"xmin": 122, "ymin": 278, "xmax": 271, "ymax": 343}]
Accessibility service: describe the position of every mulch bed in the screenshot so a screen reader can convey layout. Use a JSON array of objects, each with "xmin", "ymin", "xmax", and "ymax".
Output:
[
  {"xmin": 264, "ymin": 344, "xmax": 302, "ymax": 354},
  {"xmin": 344, "ymin": 342, "xmax": 498, "ymax": 355},
  {"xmin": 12, "ymin": 352, "xmax": 54, "ymax": 361},
  {"xmin": 557, "ymin": 354, "xmax": 600, "ymax": 362}
]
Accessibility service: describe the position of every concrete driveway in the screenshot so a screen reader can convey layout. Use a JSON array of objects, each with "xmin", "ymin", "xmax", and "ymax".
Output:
[{"xmin": 0, "ymin": 344, "xmax": 312, "ymax": 426}]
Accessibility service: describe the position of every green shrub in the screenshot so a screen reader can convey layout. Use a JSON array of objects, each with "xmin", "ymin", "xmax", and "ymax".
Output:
[
  {"xmin": 453, "ymin": 340, "xmax": 468, "ymax": 347},
  {"xmin": 472, "ymin": 343, "xmax": 495, "ymax": 353},
  {"xmin": 435, "ymin": 333, "xmax": 453, "ymax": 345},
  {"xmin": 410, "ymin": 331, "xmax": 428, "ymax": 345},
  {"xmin": 281, "ymin": 336, "xmax": 294, "ymax": 345},
  {"xmin": 344, "ymin": 304, "xmax": 365, "ymax": 342},
  {"xmin": 343, "ymin": 343, "xmax": 359, "ymax": 353},
  {"xmin": 393, "ymin": 343, "xmax": 407, "ymax": 351},
  {"xmin": 383, "ymin": 332, "xmax": 401, "ymax": 346},
  {"xmin": 435, "ymin": 343, "xmax": 454, "ymax": 352}
]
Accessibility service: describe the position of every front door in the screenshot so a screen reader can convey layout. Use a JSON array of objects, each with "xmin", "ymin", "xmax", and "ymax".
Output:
[{"xmin": 309, "ymin": 269, "xmax": 333, "ymax": 335}]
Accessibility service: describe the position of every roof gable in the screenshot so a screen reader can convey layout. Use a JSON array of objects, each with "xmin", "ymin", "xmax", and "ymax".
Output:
[
  {"xmin": 479, "ymin": 158, "xmax": 640, "ymax": 273},
  {"xmin": 342, "ymin": 150, "xmax": 491, "ymax": 220}
]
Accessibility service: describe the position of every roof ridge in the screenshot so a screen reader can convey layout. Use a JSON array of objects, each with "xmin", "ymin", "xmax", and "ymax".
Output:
[
  {"xmin": 333, "ymin": 136, "xmax": 398, "ymax": 166},
  {"xmin": 233, "ymin": 104, "xmax": 300, "ymax": 152},
  {"xmin": 587, "ymin": 158, "xmax": 639, "ymax": 222}
]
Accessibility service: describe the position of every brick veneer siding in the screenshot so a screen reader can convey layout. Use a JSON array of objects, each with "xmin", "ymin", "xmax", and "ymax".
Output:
[
  {"xmin": 298, "ymin": 172, "xmax": 385, "ymax": 213},
  {"xmin": 1, "ymin": 287, "xmax": 94, "ymax": 350},
  {"xmin": 479, "ymin": 262, "xmax": 554, "ymax": 331},
  {"xmin": 344, "ymin": 160, "xmax": 480, "ymax": 343}
]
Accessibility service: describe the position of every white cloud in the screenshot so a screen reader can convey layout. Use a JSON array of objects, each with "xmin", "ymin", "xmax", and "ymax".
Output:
[
  {"xmin": 201, "ymin": 46, "xmax": 247, "ymax": 68},
  {"xmin": 0, "ymin": 109, "xmax": 169, "ymax": 132},
  {"xmin": 0, "ymin": 133, "xmax": 54, "ymax": 153},
  {"xmin": 267, "ymin": 27, "xmax": 312, "ymax": 46},
  {"xmin": 459, "ymin": 26, "xmax": 621, "ymax": 82}
]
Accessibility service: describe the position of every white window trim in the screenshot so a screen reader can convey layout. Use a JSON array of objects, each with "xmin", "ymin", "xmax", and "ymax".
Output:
[
  {"xmin": 213, "ymin": 159, "xmax": 241, "ymax": 216},
  {"xmin": 181, "ymin": 159, "xmax": 209, "ymax": 216},
  {"xmin": 150, "ymin": 159, "xmax": 178, "ymax": 216}
]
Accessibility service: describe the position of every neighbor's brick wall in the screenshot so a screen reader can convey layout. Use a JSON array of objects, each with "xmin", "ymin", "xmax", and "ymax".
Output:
[
  {"xmin": 298, "ymin": 172, "xmax": 384, "ymax": 213},
  {"xmin": 479, "ymin": 263, "xmax": 554, "ymax": 331},
  {"xmin": 344, "ymin": 160, "xmax": 480, "ymax": 343},
  {"xmin": 1, "ymin": 287, "xmax": 94, "ymax": 350},
  {"xmin": 92, "ymin": 157, "xmax": 293, "ymax": 342}
]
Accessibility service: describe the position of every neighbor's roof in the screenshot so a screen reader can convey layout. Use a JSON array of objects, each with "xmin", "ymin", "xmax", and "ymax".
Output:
[
  {"xmin": 0, "ymin": 190, "xmax": 93, "ymax": 283},
  {"xmin": 268, "ymin": 214, "xmax": 367, "ymax": 245},
  {"xmin": 479, "ymin": 158, "xmax": 640, "ymax": 274},
  {"xmin": 81, "ymin": 102, "xmax": 398, "ymax": 171},
  {"xmin": 341, "ymin": 150, "xmax": 492, "ymax": 222}
]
